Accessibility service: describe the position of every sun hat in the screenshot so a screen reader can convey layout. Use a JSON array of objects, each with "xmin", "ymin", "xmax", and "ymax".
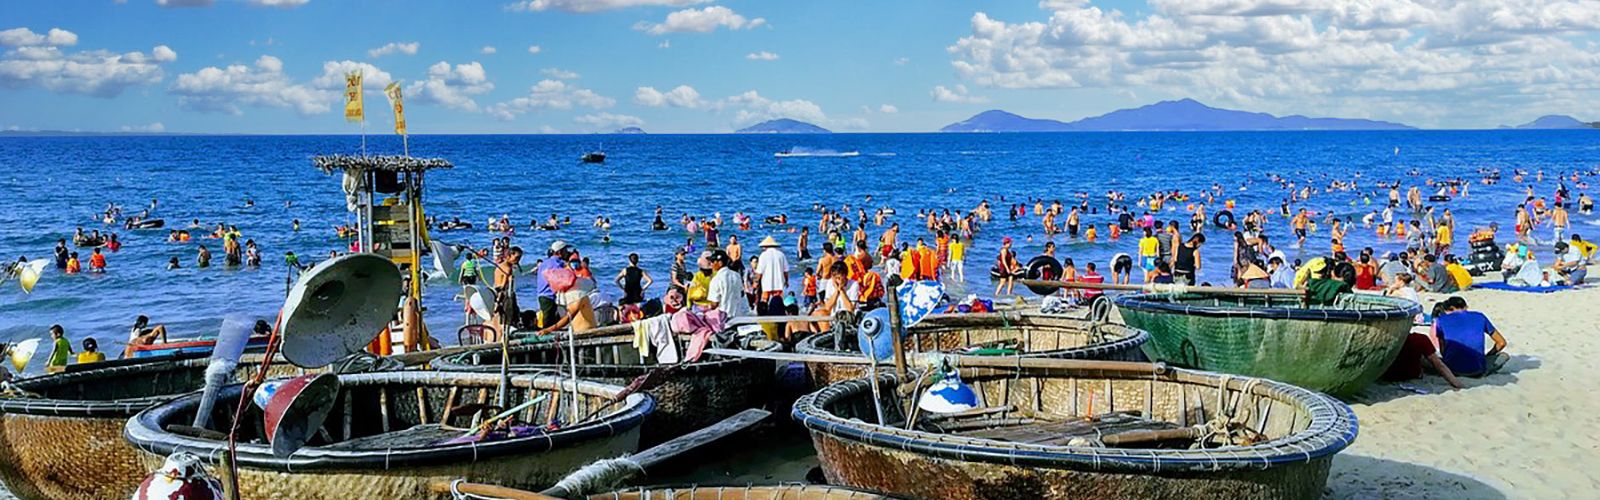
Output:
[{"xmin": 759, "ymin": 236, "xmax": 780, "ymax": 248}]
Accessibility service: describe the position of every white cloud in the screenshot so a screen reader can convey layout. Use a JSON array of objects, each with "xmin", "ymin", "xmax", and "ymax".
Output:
[
  {"xmin": 527, "ymin": 45, "xmax": 542, "ymax": 55},
  {"xmin": 505, "ymin": 0, "xmax": 708, "ymax": 13},
  {"xmin": 930, "ymin": 84, "xmax": 988, "ymax": 104},
  {"xmin": 721, "ymin": 90, "xmax": 826, "ymax": 126},
  {"xmin": 480, "ymin": 46, "xmax": 497, "ymax": 55},
  {"xmin": 879, "ymin": 104, "xmax": 898, "ymax": 113},
  {"xmin": 575, "ymin": 112, "xmax": 644, "ymax": 129},
  {"xmin": 635, "ymin": 6, "xmax": 765, "ymax": 35},
  {"xmin": 0, "ymin": 32, "xmax": 176, "ymax": 97},
  {"xmin": 948, "ymin": 1, "xmax": 1600, "ymax": 127},
  {"xmin": 171, "ymin": 55, "xmax": 327, "ymax": 115},
  {"xmin": 658, "ymin": 40, "xmax": 671, "ymax": 49},
  {"xmin": 367, "ymin": 42, "xmax": 419, "ymax": 58},
  {"xmin": 538, "ymin": 125, "xmax": 561, "ymax": 134},
  {"xmin": 540, "ymin": 67, "xmax": 580, "ymax": 79},
  {"xmin": 487, "ymin": 79, "xmax": 614, "ymax": 120},
  {"xmin": 120, "ymin": 122, "xmax": 165, "ymax": 133},
  {"xmin": 311, "ymin": 60, "xmax": 393, "ymax": 90},
  {"xmin": 249, "ymin": 0, "xmax": 309, "ymax": 7},
  {"xmin": 634, "ymin": 84, "xmax": 704, "ymax": 107},
  {"xmin": 407, "ymin": 61, "xmax": 494, "ymax": 112},
  {"xmin": 894, "ymin": 57, "xmax": 909, "ymax": 66},
  {"xmin": 745, "ymin": 51, "xmax": 779, "ymax": 61},
  {"xmin": 156, "ymin": 0, "xmax": 213, "ymax": 6},
  {"xmin": 0, "ymin": 27, "xmax": 77, "ymax": 47}
]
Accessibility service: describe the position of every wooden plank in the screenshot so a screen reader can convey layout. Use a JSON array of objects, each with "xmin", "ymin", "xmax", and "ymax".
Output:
[
  {"xmin": 416, "ymin": 387, "xmax": 429, "ymax": 425},
  {"xmin": 629, "ymin": 408, "xmax": 770, "ymax": 469},
  {"xmin": 378, "ymin": 387, "xmax": 391, "ymax": 433},
  {"xmin": 440, "ymin": 387, "xmax": 459, "ymax": 425},
  {"xmin": 431, "ymin": 481, "xmax": 557, "ymax": 500},
  {"xmin": 700, "ymin": 348, "xmax": 1166, "ymax": 376}
]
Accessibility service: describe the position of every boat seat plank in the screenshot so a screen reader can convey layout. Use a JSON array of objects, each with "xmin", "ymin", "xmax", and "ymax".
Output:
[
  {"xmin": 956, "ymin": 411, "xmax": 1174, "ymax": 444},
  {"xmin": 322, "ymin": 424, "xmax": 461, "ymax": 451}
]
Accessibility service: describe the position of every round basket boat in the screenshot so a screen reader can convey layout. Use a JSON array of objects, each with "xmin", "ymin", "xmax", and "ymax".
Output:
[
  {"xmin": 793, "ymin": 362, "xmax": 1357, "ymax": 500},
  {"xmin": 125, "ymin": 370, "xmax": 653, "ymax": 499},
  {"xmin": 438, "ymin": 482, "xmax": 896, "ymax": 499},
  {"xmin": 796, "ymin": 311, "xmax": 1148, "ymax": 387},
  {"xmin": 431, "ymin": 331, "xmax": 778, "ymax": 447},
  {"xmin": 0, "ymin": 354, "xmax": 308, "ymax": 500},
  {"xmin": 1114, "ymin": 292, "xmax": 1420, "ymax": 396}
]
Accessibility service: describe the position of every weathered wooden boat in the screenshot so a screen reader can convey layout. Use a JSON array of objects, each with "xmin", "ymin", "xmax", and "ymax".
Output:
[
  {"xmin": 796, "ymin": 311, "xmax": 1148, "ymax": 387},
  {"xmin": 0, "ymin": 353, "xmax": 307, "ymax": 500},
  {"xmin": 431, "ymin": 328, "xmax": 779, "ymax": 446},
  {"xmin": 433, "ymin": 482, "xmax": 894, "ymax": 499},
  {"xmin": 1114, "ymin": 292, "xmax": 1420, "ymax": 396},
  {"xmin": 793, "ymin": 360, "xmax": 1358, "ymax": 500},
  {"xmin": 125, "ymin": 370, "xmax": 653, "ymax": 499}
]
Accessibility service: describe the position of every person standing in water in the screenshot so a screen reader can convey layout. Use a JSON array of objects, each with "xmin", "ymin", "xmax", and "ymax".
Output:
[
  {"xmin": 1173, "ymin": 233, "xmax": 1205, "ymax": 285},
  {"xmin": 614, "ymin": 253, "xmax": 652, "ymax": 306}
]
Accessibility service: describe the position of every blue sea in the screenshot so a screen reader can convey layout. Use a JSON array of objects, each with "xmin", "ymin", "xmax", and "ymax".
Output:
[{"xmin": 2, "ymin": 131, "xmax": 1597, "ymax": 372}]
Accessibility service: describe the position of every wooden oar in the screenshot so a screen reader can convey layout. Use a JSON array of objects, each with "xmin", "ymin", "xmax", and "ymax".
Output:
[
  {"xmin": 701, "ymin": 348, "xmax": 1167, "ymax": 376},
  {"xmin": 431, "ymin": 408, "xmax": 771, "ymax": 500},
  {"xmin": 1018, "ymin": 279, "xmax": 1306, "ymax": 297}
]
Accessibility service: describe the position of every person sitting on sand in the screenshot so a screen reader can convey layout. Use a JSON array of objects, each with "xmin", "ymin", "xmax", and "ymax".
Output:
[
  {"xmin": 1413, "ymin": 254, "xmax": 1459, "ymax": 293},
  {"xmin": 1382, "ymin": 302, "xmax": 1464, "ymax": 389},
  {"xmin": 1304, "ymin": 259, "xmax": 1353, "ymax": 305},
  {"xmin": 1552, "ymin": 242, "xmax": 1587, "ymax": 285},
  {"xmin": 124, "ymin": 315, "xmax": 168, "ymax": 358},
  {"xmin": 1432, "ymin": 296, "xmax": 1509, "ymax": 377}
]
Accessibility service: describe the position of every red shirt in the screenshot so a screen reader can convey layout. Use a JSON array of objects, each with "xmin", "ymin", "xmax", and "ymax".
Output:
[{"xmin": 1382, "ymin": 333, "xmax": 1436, "ymax": 382}]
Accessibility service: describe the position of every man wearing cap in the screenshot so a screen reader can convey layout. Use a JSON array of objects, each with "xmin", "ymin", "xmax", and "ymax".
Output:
[
  {"xmin": 535, "ymin": 241, "xmax": 574, "ymax": 329},
  {"xmin": 704, "ymin": 250, "xmax": 750, "ymax": 319}
]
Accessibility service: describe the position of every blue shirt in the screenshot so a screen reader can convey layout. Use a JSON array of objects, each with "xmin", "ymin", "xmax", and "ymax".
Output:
[
  {"xmin": 534, "ymin": 257, "xmax": 564, "ymax": 298},
  {"xmin": 1435, "ymin": 310, "xmax": 1495, "ymax": 375}
]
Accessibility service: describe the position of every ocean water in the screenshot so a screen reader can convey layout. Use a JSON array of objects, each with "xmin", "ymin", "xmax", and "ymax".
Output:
[{"xmin": 1, "ymin": 131, "xmax": 1596, "ymax": 373}]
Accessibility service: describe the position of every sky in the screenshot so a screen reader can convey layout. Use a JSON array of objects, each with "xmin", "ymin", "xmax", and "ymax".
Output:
[{"xmin": 2, "ymin": 0, "xmax": 1598, "ymax": 134}]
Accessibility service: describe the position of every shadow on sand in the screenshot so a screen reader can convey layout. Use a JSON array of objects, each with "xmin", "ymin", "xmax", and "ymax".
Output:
[
  {"xmin": 1326, "ymin": 454, "xmax": 1506, "ymax": 499},
  {"xmin": 1349, "ymin": 354, "xmax": 1540, "ymax": 405}
]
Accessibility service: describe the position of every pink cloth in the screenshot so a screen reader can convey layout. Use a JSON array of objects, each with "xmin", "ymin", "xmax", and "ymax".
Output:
[{"xmin": 669, "ymin": 308, "xmax": 729, "ymax": 361}]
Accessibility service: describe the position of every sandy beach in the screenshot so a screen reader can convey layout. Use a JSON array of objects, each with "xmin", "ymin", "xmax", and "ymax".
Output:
[{"xmin": 1326, "ymin": 277, "xmax": 1600, "ymax": 499}]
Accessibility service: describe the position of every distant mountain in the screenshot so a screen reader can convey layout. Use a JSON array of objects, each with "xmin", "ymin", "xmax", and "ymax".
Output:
[
  {"xmin": 736, "ymin": 118, "xmax": 831, "ymax": 134},
  {"xmin": 613, "ymin": 126, "xmax": 646, "ymax": 134},
  {"xmin": 941, "ymin": 98, "xmax": 1415, "ymax": 132},
  {"xmin": 1514, "ymin": 115, "xmax": 1593, "ymax": 129}
]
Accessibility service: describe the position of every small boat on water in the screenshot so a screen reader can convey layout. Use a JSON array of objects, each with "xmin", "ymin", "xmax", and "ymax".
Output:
[
  {"xmin": 431, "ymin": 327, "xmax": 780, "ymax": 446},
  {"xmin": 124, "ymin": 371, "xmax": 653, "ymax": 499},
  {"xmin": 127, "ymin": 334, "xmax": 272, "ymax": 359},
  {"xmin": 0, "ymin": 353, "xmax": 307, "ymax": 500},
  {"xmin": 1114, "ymin": 292, "xmax": 1419, "ymax": 396},
  {"xmin": 796, "ymin": 311, "xmax": 1148, "ymax": 387},
  {"xmin": 581, "ymin": 150, "xmax": 606, "ymax": 163},
  {"xmin": 793, "ymin": 360, "xmax": 1358, "ymax": 500}
]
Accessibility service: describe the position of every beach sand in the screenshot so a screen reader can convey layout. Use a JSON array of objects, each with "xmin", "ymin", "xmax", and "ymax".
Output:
[{"xmin": 1327, "ymin": 281, "xmax": 1600, "ymax": 499}]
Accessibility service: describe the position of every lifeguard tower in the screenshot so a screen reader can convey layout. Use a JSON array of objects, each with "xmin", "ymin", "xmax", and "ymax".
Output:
[{"xmin": 312, "ymin": 154, "xmax": 452, "ymax": 354}]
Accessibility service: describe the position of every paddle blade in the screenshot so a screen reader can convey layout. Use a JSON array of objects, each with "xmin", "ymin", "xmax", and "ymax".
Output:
[
  {"xmin": 213, "ymin": 314, "xmax": 256, "ymax": 363},
  {"xmin": 10, "ymin": 338, "xmax": 40, "ymax": 372},
  {"xmin": 18, "ymin": 260, "xmax": 45, "ymax": 294}
]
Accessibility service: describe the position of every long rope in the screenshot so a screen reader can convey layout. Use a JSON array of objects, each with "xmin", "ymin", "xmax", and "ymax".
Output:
[{"xmin": 224, "ymin": 307, "xmax": 285, "ymax": 500}]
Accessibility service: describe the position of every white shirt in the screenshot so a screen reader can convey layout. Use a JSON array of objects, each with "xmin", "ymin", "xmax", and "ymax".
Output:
[
  {"xmin": 755, "ymin": 247, "xmax": 789, "ymax": 293},
  {"xmin": 706, "ymin": 267, "xmax": 750, "ymax": 318}
]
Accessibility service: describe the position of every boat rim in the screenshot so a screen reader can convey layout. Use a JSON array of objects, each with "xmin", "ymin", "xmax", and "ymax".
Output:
[
  {"xmin": 123, "ymin": 370, "xmax": 653, "ymax": 471},
  {"xmin": 1113, "ymin": 292, "xmax": 1421, "ymax": 322},
  {"xmin": 791, "ymin": 367, "xmax": 1358, "ymax": 473},
  {"xmin": 796, "ymin": 311, "xmax": 1150, "ymax": 360},
  {"xmin": 0, "ymin": 353, "xmax": 213, "ymax": 418}
]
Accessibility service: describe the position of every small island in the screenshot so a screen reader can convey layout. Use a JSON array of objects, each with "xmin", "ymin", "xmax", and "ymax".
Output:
[{"xmin": 736, "ymin": 118, "xmax": 831, "ymax": 134}]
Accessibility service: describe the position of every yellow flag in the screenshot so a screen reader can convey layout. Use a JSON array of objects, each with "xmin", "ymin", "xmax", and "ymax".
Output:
[
  {"xmin": 384, "ymin": 81, "xmax": 407, "ymax": 136},
  {"xmin": 343, "ymin": 70, "xmax": 364, "ymax": 123}
]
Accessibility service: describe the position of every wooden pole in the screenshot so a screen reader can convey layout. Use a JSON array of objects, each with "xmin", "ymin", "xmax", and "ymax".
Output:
[
  {"xmin": 883, "ymin": 285, "xmax": 908, "ymax": 380},
  {"xmin": 1018, "ymin": 279, "xmax": 1305, "ymax": 297},
  {"xmin": 700, "ymin": 348, "xmax": 1167, "ymax": 375}
]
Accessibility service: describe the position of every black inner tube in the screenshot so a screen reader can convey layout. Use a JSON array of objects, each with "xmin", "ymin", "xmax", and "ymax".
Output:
[
  {"xmin": 1212, "ymin": 210, "xmax": 1235, "ymax": 228},
  {"xmin": 1023, "ymin": 255, "xmax": 1062, "ymax": 295}
]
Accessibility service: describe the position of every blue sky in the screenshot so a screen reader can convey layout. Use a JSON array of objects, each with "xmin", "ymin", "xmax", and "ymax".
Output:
[{"xmin": 3, "ymin": 0, "xmax": 1598, "ymax": 133}]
